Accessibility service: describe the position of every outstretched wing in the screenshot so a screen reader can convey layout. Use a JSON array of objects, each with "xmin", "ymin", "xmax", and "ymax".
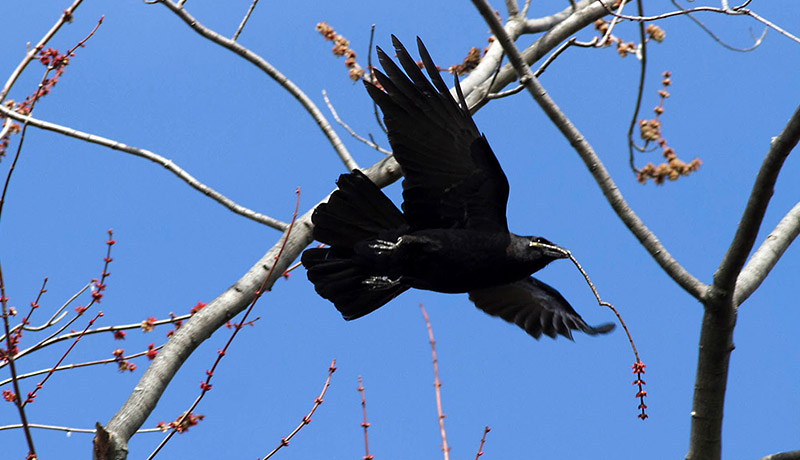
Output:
[
  {"xmin": 364, "ymin": 36, "xmax": 510, "ymax": 232},
  {"xmin": 468, "ymin": 277, "xmax": 615, "ymax": 340}
]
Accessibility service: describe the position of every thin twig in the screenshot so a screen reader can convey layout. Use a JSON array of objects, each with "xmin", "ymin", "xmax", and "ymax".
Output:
[
  {"xmin": 597, "ymin": 0, "xmax": 800, "ymax": 44},
  {"xmin": 159, "ymin": 0, "xmax": 359, "ymax": 171},
  {"xmin": 473, "ymin": 426, "xmax": 491, "ymax": 460},
  {"xmin": 530, "ymin": 242, "xmax": 647, "ymax": 419},
  {"xmin": 627, "ymin": 0, "xmax": 648, "ymax": 172},
  {"xmin": 21, "ymin": 311, "xmax": 104, "ymax": 408},
  {"xmin": 23, "ymin": 281, "xmax": 91, "ymax": 332},
  {"xmin": 261, "ymin": 360, "xmax": 337, "ymax": 460},
  {"xmin": 147, "ymin": 188, "xmax": 303, "ymax": 460},
  {"xmin": 1, "ymin": 15, "xmax": 103, "ymax": 228},
  {"xmin": 322, "ymin": 90, "xmax": 391, "ymax": 155},
  {"xmin": 0, "ymin": 261, "xmax": 36, "ymax": 458},
  {"xmin": 671, "ymin": 0, "xmax": 766, "ymax": 52},
  {"xmin": 477, "ymin": 50, "xmax": 506, "ymax": 105},
  {"xmin": 0, "ymin": 105, "xmax": 288, "ymax": 231},
  {"xmin": 420, "ymin": 304, "xmax": 449, "ymax": 460},
  {"xmin": 597, "ymin": 0, "xmax": 629, "ymax": 47},
  {"xmin": 4, "ymin": 312, "xmax": 188, "ymax": 368},
  {"xmin": 0, "ymin": 0, "xmax": 84, "ymax": 102},
  {"xmin": 232, "ymin": 0, "xmax": 259, "ymax": 41},
  {"xmin": 0, "ymin": 423, "xmax": 163, "ymax": 434},
  {"xmin": 0, "ymin": 344, "xmax": 165, "ymax": 387},
  {"xmin": 2, "ymin": 231, "xmax": 114, "ymax": 369},
  {"xmin": 357, "ymin": 376, "xmax": 373, "ymax": 460},
  {"xmin": 487, "ymin": 36, "xmax": 598, "ymax": 101},
  {"xmin": 0, "ymin": 277, "xmax": 48, "ymax": 344}
]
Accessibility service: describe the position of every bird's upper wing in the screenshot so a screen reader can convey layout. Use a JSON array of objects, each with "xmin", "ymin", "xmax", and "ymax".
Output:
[
  {"xmin": 364, "ymin": 36, "xmax": 509, "ymax": 232},
  {"xmin": 468, "ymin": 277, "xmax": 615, "ymax": 340}
]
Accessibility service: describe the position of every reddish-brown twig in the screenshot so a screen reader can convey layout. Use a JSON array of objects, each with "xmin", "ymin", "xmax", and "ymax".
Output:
[
  {"xmin": 147, "ymin": 188, "xmax": 302, "ymax": 460},
  {"xmin": 357, "ymin": 376, "xmax": 374, "ymax": 460},
  {"xmin": 530, "ymin": 241, "xmax": 648, "ymax": 419},
  {"xmin": 22, "ymin": 311, "xmax": 104, "ymax": 408},
  {"xmin": 260, "ymin": 359, "xmax": 337, "ymax": 460},
  {"xmin": 420, "ymin": 304, "xmax": 450, "ymax": 460},
  {"xmin": 0, "ymin": 344, "xmax": 165, "ymax": 387},
  {"xmin": 3, "ymin": 231, "xmax": 114, "ymax": 367},
  {"xmin": 5, "ymin": 311, "xmax": 186, "ymax": 366},
  {"xmin": 0, "ymin": 261, "xmax": 36, "ymax": 458},
  {"xmin": 0, "ymin": 15, "xmax": 104, "ymax": 227},
  {"xmin": 0, "ymin": 0, "xmax": 83, "ymax": 102},
  {"xmin": 0, "ymin": 277, "xmax": 47, "ymax": 353},
  {"xmin": 473, "ymin": 426, "xmax": 491, "ymax": 460}
]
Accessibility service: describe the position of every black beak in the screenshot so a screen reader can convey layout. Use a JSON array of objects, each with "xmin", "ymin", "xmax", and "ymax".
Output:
[{"xmin": 530, "ymin": 240, "xmax": 570, "ymax": 259}]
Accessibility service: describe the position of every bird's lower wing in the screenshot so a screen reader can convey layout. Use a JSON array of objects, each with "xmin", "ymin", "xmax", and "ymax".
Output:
[{"xmin": 468, "ymin": 277, "xmax": 614, "ymax": 340}]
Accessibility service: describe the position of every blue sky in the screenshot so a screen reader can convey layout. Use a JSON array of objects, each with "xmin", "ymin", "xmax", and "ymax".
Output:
[{"xmin": 1, "ymin": 1, "xmax": 799, "ymax": 459}]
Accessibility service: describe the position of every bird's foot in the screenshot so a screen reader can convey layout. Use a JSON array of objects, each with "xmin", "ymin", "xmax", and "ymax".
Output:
[
  {"xmin": 368, "ymin": 237, "xmax": 403, "ymax": 253},
  {"xmin": 362, "ymin": 275, "xmax": 401, "ymax": 289}
]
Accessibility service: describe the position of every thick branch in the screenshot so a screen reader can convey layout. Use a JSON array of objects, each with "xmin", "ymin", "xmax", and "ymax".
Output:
[
  {"xmin": 158, "ymin": 0, "xmax": 358, "ymax": 171},
  {"xmin": 714, "ymin": 103, "xmax": 800, "ymax": 294},
  {"xmin": 470, "ymin": 0, "xmax": 706, "ymax": 299},
  {"xmin": 465, "ymin": 0, "xmax": 609, "ymax": 111},
  {"xmin": 688, "ymin": 104, "xmax": 800, "ymax": 460},
  {"xmin": 734, "ymin": 201, "xmax": 800, "ymax": 306},
  {"xmin": 0, "ymin": 105, "xmax": 287, "ymax": 230},
  {"xmin": 96, "ymin": 156, "xmax": 401, "ymax": 460},
  {"xmin": 758, "ymin": 451, "xmax": 800, "ymax": 460},
  {"xmin": 686, "ymin": 303, "xmax": 736, "ymax": 460}
]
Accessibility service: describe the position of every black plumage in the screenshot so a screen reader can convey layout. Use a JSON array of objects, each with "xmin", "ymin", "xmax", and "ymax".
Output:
[{"xmin": 302, "ymin": 36, "xmax": 614, "ymax": 340}]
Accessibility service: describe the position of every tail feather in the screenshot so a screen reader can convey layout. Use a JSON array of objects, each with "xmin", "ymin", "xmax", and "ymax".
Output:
[
  {"xmin": 302, "ymin": 170, "xmax": 410, "ymax": 320},
  {"xmin": 312, "ymin": 170, "xmax": 406, "ymax": 248}
]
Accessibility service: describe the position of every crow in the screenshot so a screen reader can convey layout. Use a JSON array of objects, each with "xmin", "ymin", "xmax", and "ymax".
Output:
[{"xmin": 301, "ymin": 36, "xmax": 614, "ymax": 340}]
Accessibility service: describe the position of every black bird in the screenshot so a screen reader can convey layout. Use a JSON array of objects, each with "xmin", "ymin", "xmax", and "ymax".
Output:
[{"xmin": 301, "ymin": 36, "xmax": 614, "ymax": 340}]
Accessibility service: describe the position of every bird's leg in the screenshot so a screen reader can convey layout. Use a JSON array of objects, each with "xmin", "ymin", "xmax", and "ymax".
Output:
[{"xmin": 362, "ymin": 275, "xmax": 402, "ymax": 288}]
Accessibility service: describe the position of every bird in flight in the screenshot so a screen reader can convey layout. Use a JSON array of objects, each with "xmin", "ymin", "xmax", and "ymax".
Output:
[{"xmin": 302, "ymin": 36, "xmax": 613, "ymax": 340}]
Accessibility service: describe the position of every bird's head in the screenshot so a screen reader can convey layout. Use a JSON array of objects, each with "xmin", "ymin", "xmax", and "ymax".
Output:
[{"xmin": 528, "ymin": 236, "xmax": 570, "ymax": 260}]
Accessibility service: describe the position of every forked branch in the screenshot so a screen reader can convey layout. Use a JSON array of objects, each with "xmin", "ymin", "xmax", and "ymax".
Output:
[{"xmin": 470, "ymin": 0, "xmax": 707, "ymax": 300}]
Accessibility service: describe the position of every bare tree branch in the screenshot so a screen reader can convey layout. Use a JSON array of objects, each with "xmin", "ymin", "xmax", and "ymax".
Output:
[
  {"xmin": 0, "ymin": 105, "xmax": 288, "ymax": 231},
  {"xmin": 713, "ymin": 104, "xmax": 800, "ymax": 295},
  {"xmin": 459, "ymin": 0, "xmax": 598, "ymax": 102},
  {"xmin": 735, "ymin": 201, "xmax": 800, "ymax": 306},
  {"xmin": 521, "ymin": 0, "xmax": 592, "ymax": 34},
  {"xmin": 158, "ymin": 0, "xmax": 359, "ymax": 171},
  {"xmin": 96, "ymin": 155, "xmax": 401, "ymax": 460},
  {"xmin": 504, "ymin": 0, "xmax": 519, "ymax": 18},
  {"xmin": 322, "ymin": 90, "xmax": 391, "ymax": 155},
  {"xmin": 687, "ymin": 305, "xmax": 735, "ymax": 460},
  {"xmin": 470, "ymin": 0, "xmax": 707, "ymax": 300},
  {"xmin": 0, "ymin": 0, "xmax": 84, "ymax": 103},
  {"xmin": 466, "ymin": 0, "xmax": 610, "ymax": 111},
  {"xmin": 758, "ymin": 450, "xmax": 800, "ymax": 460},
  {"xmin": 671, "ymin": 0, "xmax": 767, "ymax": 52},
  {"xmin": 687, "ymin": 104, "xmax": 800, "ymax": 460},
  {"xmin": 0, "ymin": 423, "xmax": 162, "ymax": 434},
  {"xmin": 597, "ymin": 0, "xmax": 800, "ymax": 44},
  {"xmin": 232, "ymin": 0, "xmax": 259, "ymax": 41}
]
